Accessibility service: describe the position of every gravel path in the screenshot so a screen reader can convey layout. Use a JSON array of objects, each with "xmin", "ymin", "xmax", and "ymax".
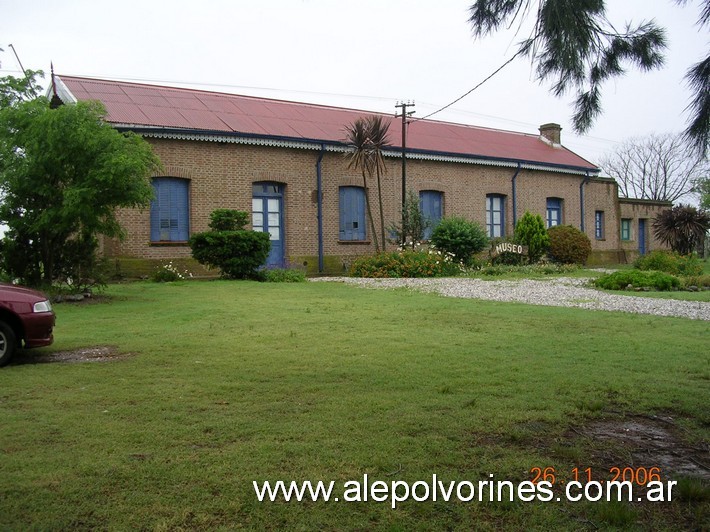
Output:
[{"xmin": 310, "ymin": 276, "xmax": 710, "ymax": 321}]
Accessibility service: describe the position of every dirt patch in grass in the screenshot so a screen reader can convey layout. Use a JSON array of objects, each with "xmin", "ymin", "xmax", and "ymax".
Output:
[
  {"xmin": 567, "ymin": 414, "xmax": 710, "ymax": 482},
  {"xmin": 13, "ymin": 345, "xmax": 131, "ymax": 365}
]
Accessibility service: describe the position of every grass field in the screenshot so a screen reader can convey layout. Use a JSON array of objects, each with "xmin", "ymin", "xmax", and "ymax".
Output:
[{"xmin": 1, "ymin": 280, "xmax": 708, "ymax": 530}]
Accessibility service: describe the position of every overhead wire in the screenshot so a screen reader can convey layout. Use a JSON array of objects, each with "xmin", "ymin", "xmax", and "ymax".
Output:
[{"xmin": 412, "ymin": 52, "xmax": 523, "ymax": 123}]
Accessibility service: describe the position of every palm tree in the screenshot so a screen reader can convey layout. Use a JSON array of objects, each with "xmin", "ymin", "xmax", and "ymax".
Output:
[
  {"xmin": 652, "ymin": 204, "xmax": 710, "ymax": 255},
  {"xmin": 363, "ymin": 115, "xmax": 391, "ymax": 251},
  {"xmin": 344, "ymin": 118, "xmax": 380, "ymax": 252}
]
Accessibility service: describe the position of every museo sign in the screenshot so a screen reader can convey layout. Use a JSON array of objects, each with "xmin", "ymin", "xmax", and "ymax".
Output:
[{"xmin": 490, "ymin": 242, "xmax": 528, "ymax": 258}]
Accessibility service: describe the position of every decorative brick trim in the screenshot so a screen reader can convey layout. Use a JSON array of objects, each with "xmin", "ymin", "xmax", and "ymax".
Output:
[
  {"xmin": 337, "ymin": 176, "xmax": 367, "ymax": 187},
  {"xmin": 156, "ymin": 166, "xmax": 194, "ymax": 180}
]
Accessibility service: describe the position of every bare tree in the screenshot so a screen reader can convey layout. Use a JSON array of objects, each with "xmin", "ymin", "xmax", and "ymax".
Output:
[{"xmin": 598, "ymin": 133, "xmax": 709, "ymax": 203}]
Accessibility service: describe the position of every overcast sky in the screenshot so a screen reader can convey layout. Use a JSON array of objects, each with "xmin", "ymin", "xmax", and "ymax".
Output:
[{"xmin": 1, "ymin": 0, "xmax": 708, "ymax": 165}]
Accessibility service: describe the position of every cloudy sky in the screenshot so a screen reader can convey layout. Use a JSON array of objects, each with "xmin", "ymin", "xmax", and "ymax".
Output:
[{"xmin": 1, "ymin": 0, "xmax": 707, "ymax": 164}]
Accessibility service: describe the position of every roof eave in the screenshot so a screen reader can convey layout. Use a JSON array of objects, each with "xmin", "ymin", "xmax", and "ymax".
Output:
[{"xmin": 119, "ymin": 125, "xmax": 600, "ymax": 176}]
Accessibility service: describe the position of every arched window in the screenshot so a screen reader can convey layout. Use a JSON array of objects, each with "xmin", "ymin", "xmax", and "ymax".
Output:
[{"xmin": 150, "ymin": 177, "xmax": 189, "ymax": 242}]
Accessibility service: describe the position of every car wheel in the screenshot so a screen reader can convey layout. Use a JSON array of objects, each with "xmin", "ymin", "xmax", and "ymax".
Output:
[{"xmin": 0, "ymin": 321, "xmax": 17, "ymax": 367}]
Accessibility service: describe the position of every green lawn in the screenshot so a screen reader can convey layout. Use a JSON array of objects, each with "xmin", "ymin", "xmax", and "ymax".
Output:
[{"xmin": 1, "ymin": 281, "xmax": 708, "ymax": 530}]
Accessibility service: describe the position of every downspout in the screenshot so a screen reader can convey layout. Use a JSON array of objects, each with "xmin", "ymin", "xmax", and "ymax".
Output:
[
  {"xmin": 511, "ymin": 162, "xmax": 521, "ymax": 228},
  {"xmin": 579, "ymin": 171, "xmax": 591, "ymax": 233},
  {"xmin": 316, "ymin": 144, "xmax": 326, "ymax": 273}
]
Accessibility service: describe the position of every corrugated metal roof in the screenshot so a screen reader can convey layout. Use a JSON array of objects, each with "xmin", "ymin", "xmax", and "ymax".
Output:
[{"xmin": 57, "ymin": 75, "xmax": 598, "ymax": 172}]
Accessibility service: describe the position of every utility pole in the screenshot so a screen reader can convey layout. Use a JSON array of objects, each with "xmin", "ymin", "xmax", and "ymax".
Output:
[
  {"xmin": 395, "ymin": 101, "xmax": 415, "ymax": 231},
  {"xmin": 8, "ymin": 44, "xmax": 38, "ymax": 98}
]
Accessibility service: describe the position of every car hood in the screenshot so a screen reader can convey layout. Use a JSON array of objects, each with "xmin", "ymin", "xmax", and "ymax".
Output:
[{"xmin": 0, "ymin": 283, "xmax": 50, "ymax": 303}]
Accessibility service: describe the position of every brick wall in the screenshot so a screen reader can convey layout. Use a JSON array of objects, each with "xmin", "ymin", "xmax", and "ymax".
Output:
[
  {"xmin": 618, "ymin": 199, "xmax": 672, "ymax": 263},
  {"xmin": 106, "ymin": 137, "xmax": 668, "ymax": 274}
]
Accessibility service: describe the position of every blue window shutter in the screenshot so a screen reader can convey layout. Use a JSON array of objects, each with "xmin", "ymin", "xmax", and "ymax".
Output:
[
  {"xmin": 175, "ymin": 180, "xmax": 189, "ymax": 240},
  {"xmin": 151, "ymin": 178, "xmax": 189, "ymax": 242},
  {"xmin": 355, "ymin": 188, "xmax": 366, "ymax": 240},
  {"xmin": 150, "ymin": 185, "xmax": 161, "ymax": 242},
  {"xmin": 420, "ymin": 191, "xmax": 443, "ymax": 240},
  {"xmin": 338, "ymin": 187, "xmax": 350, "ymax": 240},
  {"xmin": 339, "ymin": 186, "xmax": 366, "ymax": 241}
]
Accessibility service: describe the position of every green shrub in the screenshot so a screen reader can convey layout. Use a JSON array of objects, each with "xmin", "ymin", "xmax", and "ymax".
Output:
[
  {"xmin": 261, "ymin": 268, "xmax": 307, "ymax": 283},
  {"xmin": 430, "ymin": 216, "xmax": 488, "ymax": 265},
  {"xmin": 634, "ymin": 250, "xmax": 703, "ymax": 276},
  {"xmin": 681, "ymin": 274, "xmax": 710, "ymax": 289},
  {"xmin": 350, "ymin": 250, "xmax": 460, "ymax": 278},
  {"xmin": 208, "ymin": 209, "xmax": 250, "ymax": 231},
  {"xmin": 514, "ymin": 211, "xmax": 550, "ymax": 263},
  {"xmin": 547, "ymin": 225, "xmax": 592, "ymax": 264},
  {"xmin": 190, "ymin": 231, "xmax": 270, "ymax": 279},
  {"xmin": 189, "ymin": 209, "xmax": 270, "ymax": 279},
  {"xmin": 594, "ymin": 270, "xmax": 680, "ymax": 291},
  {"xmin": 473, "ymin": 263, "xmax": 579, "ymax": 277}
]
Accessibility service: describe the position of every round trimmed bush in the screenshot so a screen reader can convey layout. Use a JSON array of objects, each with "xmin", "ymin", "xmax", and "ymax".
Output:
[
  {"xmin": 188, "ymin": 209, "xmax": 270, "ymax": 279},
  {"xmin": 430, "ymin": 216, "xmax": 489, "ymax": 265},
  {"xmin": 547, "ymin": 225, "xmax": 592, "ymax": 265}
]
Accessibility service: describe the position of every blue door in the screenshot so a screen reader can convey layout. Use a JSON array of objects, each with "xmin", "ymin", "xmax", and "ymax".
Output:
[
  {"xmin": 252, "ymin": 183, "xmax": 284, "ymax": 267},
  {"xmin": 638, "ymin": 219, "xmax": 647, "ymax": 255}
]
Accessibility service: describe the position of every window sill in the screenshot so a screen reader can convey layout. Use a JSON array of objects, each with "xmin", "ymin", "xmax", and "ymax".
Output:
[
  {"xmin": 150, "ymin": 241, "xmax": 190, "ymax": 247},
  {"xmin": 338, "ymin": 240, "xmax": 372, "ymax": 245}
]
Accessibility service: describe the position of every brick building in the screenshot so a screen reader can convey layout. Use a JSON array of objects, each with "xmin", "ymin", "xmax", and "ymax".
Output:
[{"xmin": 53, "ymin": 76, "xmax": 669, "ymax": 275}]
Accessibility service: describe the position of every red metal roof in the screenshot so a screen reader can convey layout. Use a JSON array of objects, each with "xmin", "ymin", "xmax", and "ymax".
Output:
[{"xmin": 57, "ymin": 76, "xmax": 598, "ymax": 171}]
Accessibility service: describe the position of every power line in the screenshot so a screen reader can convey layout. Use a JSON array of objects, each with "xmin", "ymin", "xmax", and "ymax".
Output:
[{"xmin": 413, "ymin": 52, "xmax": 522, "ymax": 122}]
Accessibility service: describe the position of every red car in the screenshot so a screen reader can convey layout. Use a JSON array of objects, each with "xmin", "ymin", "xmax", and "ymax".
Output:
[{"xmin": 0, "ymin": 283, "xmax": 56, "ymax": 366}]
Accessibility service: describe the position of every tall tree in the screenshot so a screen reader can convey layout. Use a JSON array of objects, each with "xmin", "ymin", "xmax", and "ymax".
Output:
[
  {"xmin": 599, "ymin": 133, "xmax": 709, "ymax": 203},
  {"xmin": 468, "ymin": 0, "xmax": 710, "ymax": 155},
  {"xmin": 0, "ymin": 73, "xmax": 160, "ymax": 286},
  {"xmin": 345, "ymin": 118, "xmax": 379, "ymax": 252}
]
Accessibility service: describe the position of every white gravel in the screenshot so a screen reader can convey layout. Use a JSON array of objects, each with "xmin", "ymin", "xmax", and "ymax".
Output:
[{"xmin": 310, "ymin": 276, "xmax": 710, "ymax": 321}]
